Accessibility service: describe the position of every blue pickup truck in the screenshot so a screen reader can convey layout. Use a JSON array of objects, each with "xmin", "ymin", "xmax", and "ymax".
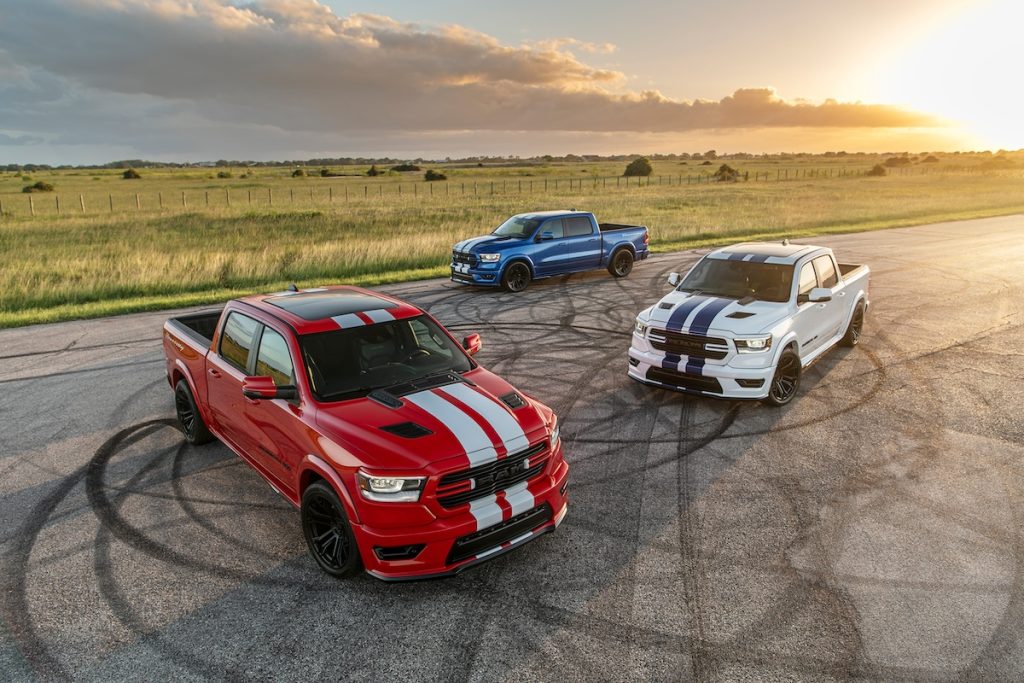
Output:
[{"xmin": 450, "ymin": 210, "xmax": 650, "ymax": 292}]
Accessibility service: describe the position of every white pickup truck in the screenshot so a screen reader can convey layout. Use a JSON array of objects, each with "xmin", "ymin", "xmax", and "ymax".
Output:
[{"xmin": 629, "ymin": 241, "xmax": 869, "ymax": 405}]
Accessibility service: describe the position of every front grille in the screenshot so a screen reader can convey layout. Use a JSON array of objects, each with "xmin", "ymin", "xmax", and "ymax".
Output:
[
  {"xmin": 436, "ymin": 441, "xmax": 549, "ymax": 509},
  {"xmin": 648, "ymin": 329, "xmax": 729, "ymax": 360},
  {"xmin": 452, "ymin": 250, "xmax": 477, "ymax": 267},
  {"xmin": 447, "ymin": 503, "xmax": 552, "ymax": 565},
  {"xmin": 646, "ymin": 367, "xmax": 723, "ymax": 394}
]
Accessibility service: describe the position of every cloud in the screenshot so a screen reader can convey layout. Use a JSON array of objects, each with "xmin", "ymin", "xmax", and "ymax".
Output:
[{"xmin": 0, "ymin": 0, "xmax": 941, "ymax": 162}]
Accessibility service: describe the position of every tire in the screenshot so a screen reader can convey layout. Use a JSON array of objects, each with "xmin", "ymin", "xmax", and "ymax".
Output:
[
  {"xmin": 501, "ymin": 262, "xmax": 531, "ymax": 292},
  {"xmin": 301, "ymin": 481, "xmax": 362, "ymax": 579},
  {"xmin": 841, "ymin": 302, "xmax": 865, "ymax": 347},
  {"xmin": 174, "ymin": 379, "xmax": 214, "ymax": 445},
  {"xmin": 763, "ymin": 347, "xmax": 801, "ymax": 407},
  {"xmin": 608, "ymin": 248, "xmax": 634, "ymax": 277}
]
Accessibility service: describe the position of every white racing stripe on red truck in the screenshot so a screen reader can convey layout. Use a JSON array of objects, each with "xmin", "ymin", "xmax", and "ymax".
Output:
[
  {"xmin": 502, "ymin": 480, "xmax": 535, "ymax": 516},
  {"xmin": 438, "ymin": 383, "xmax": 530, "ymax": 455},
  {"xmin": 405, "ymin": 390, "xmax": 498, "ymax": 467},
  {"xmin": 468, "ymin": 494, "xmax": 503, "ymax": 531},
  {"xmin": 362, "ymin": 308, "xmax": 395, "ymax": 323},
  {"xmin": 330, "ymin": 313, "xmax": 366, "ymax": 328},
  {"xmin": 474, "ymin": 531, "xmax": 534, "ymax": 561}
]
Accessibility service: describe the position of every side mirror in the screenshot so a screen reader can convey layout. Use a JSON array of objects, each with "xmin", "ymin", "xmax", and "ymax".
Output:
[
  {"xmin": 808, "ymin": 287, "xmax": 832, "ymax": 303},
  {"xmin": 462, "ymin": 333, "xmax": 482, "ymax": 356},
  {"xmin": 667, "ymin": 272, "xmax": 681, "ymax": 287},
  {"xmin": 242, "ymin": 376, "xmax": 298, "ymax": 401},
  {"xmin": 537, "ymin": 231, "xmax": 554, "ymax": 242}
]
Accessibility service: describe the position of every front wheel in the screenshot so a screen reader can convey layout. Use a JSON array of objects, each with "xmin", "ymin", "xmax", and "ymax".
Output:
[
  {"xmin": 501, "ymin": 262, "xmax": 531, "ymax": 292},
  {"xmin": 763, "ymin": 348, "xmax": 801, "ymax": 407},
  {"xmin": 175, "ymin": 379, "xmax": 213, "ymax": 445},
  {"xmin": 608, "ymin": 249, "xmax": 634, "ymax": 277},
  {"xmin": 841, "ymin": 302, "xmax": 865, "ymax": 347},
  {"xmin": 301, "ymin": 481, "xmax": 361, "ymax": 578}
]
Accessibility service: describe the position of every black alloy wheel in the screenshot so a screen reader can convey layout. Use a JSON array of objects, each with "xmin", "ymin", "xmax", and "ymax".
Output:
[
  {"xmin": 502, "ymin": 262, "xmax": 531, "ymax": 292},
  {"xmin": 174, "ymin": 379, "xmax": 213, "ymax": 444},
  {"xmin": 609, "ymin": 249, "xmax": 634, "ymax": 277},
  {"xmin": 301, "ymin": 481, "xmax": 361, "ymax": 578},
  {"xmin": 841, "ymin": 303, "xmax": 865, "ymax": 347},
  {"xmin": 764, "ymin": 348, "xmax": 801, "ymax": 406}
]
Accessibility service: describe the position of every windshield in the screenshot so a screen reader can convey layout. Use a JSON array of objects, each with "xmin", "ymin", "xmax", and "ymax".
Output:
[
  {"xmin": 299, "ymin": 315, "xmax": 474, "ymax": 401},
  {"xmin": 492, "ymin": 215, "xmax": 540, "ymax": 238},
  {"xmin": 679, "ymin": 258, "xmax": 794, "ymax": 303}
]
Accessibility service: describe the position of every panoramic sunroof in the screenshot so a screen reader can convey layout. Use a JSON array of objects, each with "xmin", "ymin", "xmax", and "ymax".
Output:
[{"xmin": 265, "ymin": 291, "xmax": 397, "ymax": 320}]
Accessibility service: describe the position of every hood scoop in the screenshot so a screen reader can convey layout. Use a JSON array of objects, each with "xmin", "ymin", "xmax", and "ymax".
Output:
[
  {"xmin": 727, "ymin": 311, "xmax": 755, "ymax": 319},
  {"xmin": 380, "ymin": 422, "xmax": 433, "ymax": 439},
  {"xmin": 658, "ymin": 302, "xmax": 674, "ymax": 310},
  {"xmin": 500, "ymin": 391, "xmax": 526, "ymax": 409}
]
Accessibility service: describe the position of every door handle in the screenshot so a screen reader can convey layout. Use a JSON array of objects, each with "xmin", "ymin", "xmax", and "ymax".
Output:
[{"xmin": 208, "ymin": 368, "xmax": 222, "ymax": 378}]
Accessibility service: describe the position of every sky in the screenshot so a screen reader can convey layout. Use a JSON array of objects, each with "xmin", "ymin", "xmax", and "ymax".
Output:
[{"xmin": 0, "ymin": 0, "xmax": 1019, "ymax": 165}]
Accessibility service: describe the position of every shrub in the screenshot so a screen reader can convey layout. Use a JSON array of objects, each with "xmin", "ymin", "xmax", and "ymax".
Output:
[
  {"xmin": 713, "ymin": 164, "xmax": 740, "ymax": 182},
  {"xmin": 884, "ymin": 156, "xmax": 911, "ymax": 168},
  {"xmin": 291, "ymin": 168, "xmax": 306, "ymax": 177},
  {"xmin": 23, "ymin": 181, "xmax": 54, "ymax": 193},
  {"xmin": 424, "ymin": 169, "xmax": 447, "ymax": 181},
  {"xmin": 700, "ymin": 160, "xmax": 712, "ymax": 166},
  {"xmin": 866, "ymin": 164, "xmax": 887, "ymax": 176},
  {"xmin": 320, "ymin": 168, "xmax": 338, "ymax": 177},
  {"xmin": 623, "ymin": 157, "xmax": 653, "ymax": 177},
  {"xmin": 122, "ymin": 168, "xmax": 141, "ymax": 179},
  {"xmin": 217, "ymin": 170, "xmax": 233, "ymax": 178},
  {"xmin": 391, "ymin": 163, "xmax": 421, "ymax": 172},
  {"xmin": 21, "ymin": 175, "xmax": 31, "ymax": 182},
  {"xmin": 922, "ymin": 155, "xmax": 939, "ymax": 163},
  {"xmin": 366, "ymin": 165, "xmax": 382, "ymax": 177}
]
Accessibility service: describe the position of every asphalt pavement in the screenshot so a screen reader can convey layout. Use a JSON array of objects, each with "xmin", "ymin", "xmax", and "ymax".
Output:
[{"xmin": 1, "ymin": 215, "xmax": 1023, "ymax": 682}]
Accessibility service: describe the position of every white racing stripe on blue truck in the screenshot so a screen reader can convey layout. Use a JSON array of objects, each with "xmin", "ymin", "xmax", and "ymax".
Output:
[
  {"xmin": 405, "ymin": 390, "xmax": 498, "ymax": 467},
  {"xmin": 330, "ymin": 313, "xmax": 365, "ymax": 328},
  {"xmin": 439, "ymin": 383, "xmax": 530, "ymax": 455}
]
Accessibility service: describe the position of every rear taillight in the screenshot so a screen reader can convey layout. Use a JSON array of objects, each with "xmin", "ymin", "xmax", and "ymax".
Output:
[{"xmin": 643, "ymin": 232, "xmax": 650, "ymax": 244}]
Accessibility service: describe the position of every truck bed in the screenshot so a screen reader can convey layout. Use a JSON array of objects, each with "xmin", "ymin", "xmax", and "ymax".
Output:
[
  {"xmin": 838, "ymin": 263, "xmax": 868, "ymax": 279},
  {"xmin": 168, "ymin": 309, "xmax": 222, "ymax": 347},
  {"xmin": 599, "ymin": 222, "xmax": 645, "ymax": 232}
]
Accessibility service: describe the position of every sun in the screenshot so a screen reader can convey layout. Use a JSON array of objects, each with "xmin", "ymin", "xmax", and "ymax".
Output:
[{"xmin": 876, "ymin": 0, "xmax": 1024, "ymax": 150}]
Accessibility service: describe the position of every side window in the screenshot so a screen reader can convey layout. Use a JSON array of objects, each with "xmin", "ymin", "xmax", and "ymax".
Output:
[
  {"xmin": 797, "ymin": 263, "xmax": 818, "ymax": 299},
  {"xmin": 541, "ymin": 219, "xmax": 563, "ymax": 239},
  {"xmin": 255, "ymin": 327, "xmax": 295, "ymax": 386},
  {"xmin": 812, "ymin": 255, "xmax": 838, "ymax": 289},
  {"xmin": 564, "ymin": 216, "xmax": 593, "ymax": 237},
  {"xmin": 219, "ymin": 312, "xmax": 260, "ymax": 371},
  {"xmin": 410, "ymin": 319, "xmax": 455, "ymax": 361}
]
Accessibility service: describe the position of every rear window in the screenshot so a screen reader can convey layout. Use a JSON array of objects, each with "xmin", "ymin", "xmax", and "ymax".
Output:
[
  {"xmin": 219, "ymin": 312, "xmax": 259, "ymax": 371},
  {"xmin": 564, "ymin": 216, "xmax": 593, "ymax": 237}
]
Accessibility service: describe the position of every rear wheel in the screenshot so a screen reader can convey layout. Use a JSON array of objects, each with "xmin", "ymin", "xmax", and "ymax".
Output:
[
  {"xmin": 608, "ymin": 249, "xmax": 634, "ymax": 277},
  {"xmin": 841, "ymin": 302, "xmax": 865, "ymax": 347},
  {"xmin": 763, "ymin": 348, "xmax": 801, "ymax": 407},
  {"xmin": 301, "ymin": 481, "xmax": 361, "ymax": 578},
  {"xmin": 174, "ymin": 379, "xmax": 213, "ymax": 445},
  {"xmin": 501, "ymin": 262, "xmax": 531, "ymax": 292}
]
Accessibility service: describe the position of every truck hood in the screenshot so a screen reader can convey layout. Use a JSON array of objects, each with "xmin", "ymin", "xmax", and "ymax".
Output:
[
  {"xmin": 453, "ymin": 234, "xmax": 524, "ymax": 254},
  {"xmin": 644, "ymin": 290, "xmax": 790, "ymax": 336},
  {"xmin": 313, "ymin": 368, "xmax": 550, "ymax": 473}
]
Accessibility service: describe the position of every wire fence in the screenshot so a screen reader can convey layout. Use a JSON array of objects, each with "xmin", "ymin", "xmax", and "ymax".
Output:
[{"xmin": 2, "ymin": 165, "xmax": 1020, "ymax": 219}]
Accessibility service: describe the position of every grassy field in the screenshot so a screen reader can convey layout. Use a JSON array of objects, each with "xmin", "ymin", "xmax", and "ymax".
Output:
[{"xmin": 2, "ymin": 153, "xmax": 1023, "ymax": 327}]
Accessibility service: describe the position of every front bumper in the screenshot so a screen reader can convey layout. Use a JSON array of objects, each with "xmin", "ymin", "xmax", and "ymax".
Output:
[
  {"xmin": 450, "ymin": 262, "xmax": 502, "ymax": 286},
  {"xmin": 628, "ymin": 344, "xmax": 774, "ymax": 400},
  {"xmin": 355, "ymin": 456, "xmax": 569, "ymax": 581}
]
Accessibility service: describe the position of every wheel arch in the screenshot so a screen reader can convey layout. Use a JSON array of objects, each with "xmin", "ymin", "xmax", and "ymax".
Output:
[
  {"xmin": 501, "ymin": 256, "xmax": 534, "ymax": 278},
  {"xmin": 298, "ymin": 454, "xmax": 361, "ymax": 524},
  {"xmin": 171, "ymin": 360, "xmax": 215, "ymax": 428}
]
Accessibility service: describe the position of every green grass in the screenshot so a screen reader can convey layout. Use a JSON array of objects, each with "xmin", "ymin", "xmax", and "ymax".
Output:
[{"xmin": 1, "ymin": 155, "xmax": 1023, "ymax": 328}]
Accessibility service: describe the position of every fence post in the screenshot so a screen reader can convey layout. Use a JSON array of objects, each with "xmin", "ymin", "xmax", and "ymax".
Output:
[
  {"xmin": 80, "ymin": 194, "xmax": 86, "ymax": 213},
  {"xmin": 398, "ymin": 184, "xmax": 402, "ymax": 196},
  {"xmin": 329, "ymin": 186, "xmax": 333, "ymax": 203},
  {"xmin": 182, "ymin": 191, "xmax": 187, "ymax": 208},
  {"xmin": 379, "ymin": 185, "xmax": 382, "ymax": 198},
  {"xmin": 414, "ymin": 184, "xmax": 417, "ymax": 197},
  {"xmin": 109, "ymin": 194, "xmax": 113, "ymax": 212},
  {"xmin": 56, "ymin": 195, "xmax": 60, "ymax": 214},
  {"xmin": 491, "ymin": 181, "xmax": 494, "ymax": 194},
  {"xmin": 205, "ymin": 191, "xmax": 209, "ymax": 206},
  {"xmin": 290, "ymin": 188, "xmax": 294, "ymax": 203},
  {"xmin": 136, "ymin": 193, "xmax": 141, "ymax": 209},
  {"xmin": 269, "ymin": 188, "xmax": 273, "ymax": 205},
  {"xmin": 309, "ymin": 187, "xmax": 313, "ymax": 202},
  {"xmin": 247, "ymin": 189, "xmax": 251, "ymax": 205},
  {"xmin": 364, "ymin": 186, "xmax": 368, "ymax": 197},
  {"xmin": 29, "ymin": 195, "xmax": 34, "ymax": 216},
  {"xmin": 226, "ymin": 189, "xmax": 230, "ymax": 206},
  {"xmin": 159, "ymin": 191, "xmax": 164, "ymax": 208}
]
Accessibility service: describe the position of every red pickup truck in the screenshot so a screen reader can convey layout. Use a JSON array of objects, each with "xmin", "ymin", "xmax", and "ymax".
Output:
[{"xmin": 163, "ymin": 286, "xmax": 569, "ymax": 580}]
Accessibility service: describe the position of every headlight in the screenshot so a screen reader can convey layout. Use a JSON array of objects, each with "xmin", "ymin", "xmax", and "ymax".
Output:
[
  {"xmin": 479, "ymin": 253, "xmax": 500, "ymax": 262},
  {"xmin": 634, "ymin": 320, "xmax": 648, "ymax": 336},
  {"xmin": 734, "ymin": 335, "xmax": 772, "ymax": 353},
  {"xmin": 550, "ymin": 420, "xmax": 560, "ymax": 448},
  {"xmin": 356, "ymin": 471, "xmax": 425, "ymax": 502}
]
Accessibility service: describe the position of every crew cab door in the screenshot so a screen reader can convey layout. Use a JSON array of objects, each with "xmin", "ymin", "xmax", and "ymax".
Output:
[
  {"xmin": 206, "ymin": 310, "xmax": 260, "ymax": 452},
  {"xmin": 562, "ymin": 216, "xmax": 602, "ymax": 271},
  {"xmin": 791, "ymin": 261, "xmax": 835, "ymax": 357},
  {"xmin": 811, "ymin": 254, "xmax": 847, "ymax": 342},
  {"xmin": 532, "ymin": 218, "xmax": 568, "ymax": 276}
]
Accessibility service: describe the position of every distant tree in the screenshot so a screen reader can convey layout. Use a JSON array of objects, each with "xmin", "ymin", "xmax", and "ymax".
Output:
[
  {"xmin": 922, "ymin": 155, "xmax": 940, "ymax": 163},
  {"xmin": 23, "ymin": 180, "xmax": 54, "ymax": 193},
  {"xmin": 122, "ymin": 168, "xmax": 141, "ymax": 179},
  {"xmin": 866, "ymin": 164, "xmax": 887, "ymax": 176},
  {"xmin": 623, "ymin": 157, "xmax": 653, "ymax": 177},
  {"xmin": 391, "ymin": 163, "xmax": 421, "ymax": 172},
  {"xmin": 700, "ymin": 160, "xmax": 713, "ymax": 166},
  {"xmin": 712, "ymin": 164, "xmax": 740, "ymax": 182},
  {"xmin": 704, "ymin": 150, "xmax": 717, "ymax": 160},
  {"xmin": 424, "ymin": 169, "xmax": 447, "ymax": 181},
  {"xmin": 884, "ymin": 156, "xmax": 911, "ymax": 168},
  {"xmin": 216, "ymin": 170, "xmax": 232, "ymax": 178},
  {"xmin": 292, "ymin": 168, "xmax": 306, "ymax": 177},
  {"xmin": 366, "ymin": 165, "xmax": 382, "ymax": 177}
]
